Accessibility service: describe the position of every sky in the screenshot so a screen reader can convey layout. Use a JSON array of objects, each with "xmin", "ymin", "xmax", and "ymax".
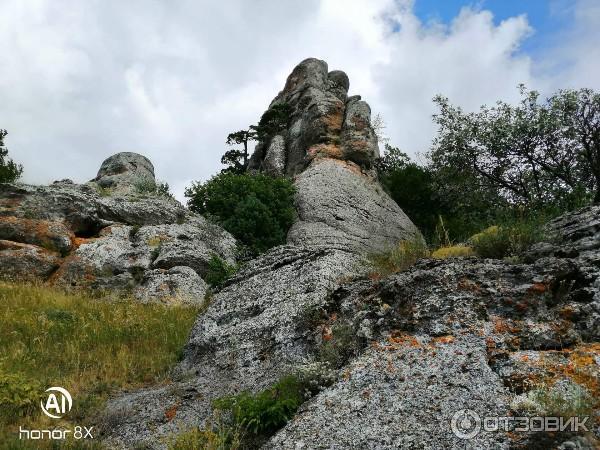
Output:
[{"xmin": 1, "ymin": 0, "xmax": 599, "ymax": 201}]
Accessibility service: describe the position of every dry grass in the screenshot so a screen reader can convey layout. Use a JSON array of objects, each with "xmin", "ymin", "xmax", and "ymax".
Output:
[
  {"xmin": 430, "ymin": 245, "xmax": 475, "ymax": 259},
  {"xmin": 0, "ymin": 282, "xmax": 199, "ymax": 448},
  {"xmin": 368, "ymin": 238, "xmax": 429, "ymax": 278}
]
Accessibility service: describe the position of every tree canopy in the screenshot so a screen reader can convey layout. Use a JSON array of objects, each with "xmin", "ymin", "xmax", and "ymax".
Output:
[{"xmin": 0, "ymin": 130, "xmax": 23, "ymax": 183}]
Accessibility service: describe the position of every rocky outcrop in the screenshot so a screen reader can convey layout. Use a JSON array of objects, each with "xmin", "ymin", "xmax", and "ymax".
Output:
[
  {"xmin": 267, "ymin": 206, "xmax": 600, "ymax": 449},
  {"xmin": 101, "ymin": 205, "xmax": 600, "ymax": 449},
  {"xmin": 249, "ymin": 58, "xmax": 421, "ymax": 253},
  {"xmin": 0, "ymin": 152, "xmax": 236, "ymax": 304},
  {"xmin": 101, "ymin": 244, "xmax": 364, "ymax": 447}
]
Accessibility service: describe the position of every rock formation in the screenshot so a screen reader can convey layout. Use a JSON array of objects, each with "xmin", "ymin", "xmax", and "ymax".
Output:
[
  {"xmin": 0, "ymin": 152, "xmax": 236, "ymax": 304},
  {"xmin": 100, "ymin": 60, "xmax": 599, "ymax": 449},
  {"xmin": 250, "ymin": 57, "xmax": 421, "ymax": 254}
]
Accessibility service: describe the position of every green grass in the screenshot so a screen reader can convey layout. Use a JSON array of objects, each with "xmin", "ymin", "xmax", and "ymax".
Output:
[{"xmin": 0, "ymin": 282, "xmax": 199, "ymax": 448}]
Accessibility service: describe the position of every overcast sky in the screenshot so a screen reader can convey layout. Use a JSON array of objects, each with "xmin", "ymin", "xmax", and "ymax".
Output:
[{"xmin": 1, "ymin": 0, "xmax": 599, "ymax": 201}]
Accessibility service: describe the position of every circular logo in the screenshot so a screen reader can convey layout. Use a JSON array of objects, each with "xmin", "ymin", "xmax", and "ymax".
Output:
[
  {"xmin": 451, "ymin": 409, "xmax": 481, "ymax": 439},
  {"xmin": 41, "ymin": 387, "xmax": 73, "ymax": 419}
]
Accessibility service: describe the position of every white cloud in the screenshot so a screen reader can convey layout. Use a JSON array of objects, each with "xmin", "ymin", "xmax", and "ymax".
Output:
[{"xmin": 0, "ymin": 0, "xmax": 597, "ymax": 201}]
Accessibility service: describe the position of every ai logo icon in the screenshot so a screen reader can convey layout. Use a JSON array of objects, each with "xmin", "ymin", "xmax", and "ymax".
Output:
[{"xmin": 41, "ymin": 387, "xmax": 73, "ymax": 419}]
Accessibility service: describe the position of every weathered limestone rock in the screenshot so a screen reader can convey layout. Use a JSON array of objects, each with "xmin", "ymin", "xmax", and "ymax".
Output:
[
  {"xmin": 93, "ymin": 152, "xmax": 155, "ymax": 192},
  {"xmin": 0, "ymin": 216, "xmax": 74, "ymax": 255},
  {"xmin": 101, "ymin": 245, "xmax": 364, "ymax": 447},
  {"xmin": 288, "ymin": 158, "xmax": 421, "ymax": 254},
  {"xmin": 248, "ymin": 58, "xmax": 422, "ymax": 253},
  {"xmin": 266, "ymin": 207, "xmax": 600, "ymax": 449},
  {"xmin": 0, "ymin": 240, "xmax": 61, "ymax": 280},
  {"xmin": 134, "ymin": 266, "xmax": 208, "ymax": 304},
  {"xmin": 0, "ymin": 154, "xmax": 237, "ymax": 304}
]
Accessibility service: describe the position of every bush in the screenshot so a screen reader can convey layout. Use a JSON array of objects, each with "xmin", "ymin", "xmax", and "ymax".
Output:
[
  {"xmin": 204, "ymin": 254, "xmax": 237, "ymax": 289},
  {"xmin": 368, "ymin": 238, "xmax": 429, "ymax": 277},
  {"xmin": 167, "ymin": 411, "xmax": 243, "ymax": 450},
  {"xmin": 213, "ymin": 375, "xmax": 306, "ymax": 437},
  {"xmin": 469, "ymin": 220, "xmax": 542, "ymax": 259},
  {"xmin": 133, "ymin": 176, "xmax": 173, "ymax": 198},
  {"xmin": 318, "ymin": 322, "xmax": 363, "ymax": 369},
  {"xmin": 185, "ymin": 172, "xmax": 296, "ymax": 256},
  {"xmin": 431, "ymin": 245, "xmax": 475, "ymax": 259},
  {"xmin": 0, "ymin": 371, "xmax": 43, "ymax": 421}
]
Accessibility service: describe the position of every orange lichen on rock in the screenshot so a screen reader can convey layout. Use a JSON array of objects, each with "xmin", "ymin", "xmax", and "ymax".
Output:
[{"xmin": 0, "ymin": 215, "xmax": 74, "ymax": 254}]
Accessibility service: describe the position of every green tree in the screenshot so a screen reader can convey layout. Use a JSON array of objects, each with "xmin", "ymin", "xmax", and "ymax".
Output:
[
  {"xmin": 185, "ymin": 172, "xmax": 296, "ymax": 256},
  {"xmin": 222, "ymin": 129, "xmax": 257, "ymax": 174},
  {"xmin": 0, "ymin": 130, "xmax": 23, "ymax": 183},
  {"xmin": 250, "ymin": 103, "xmax": 291, "ymax": 143},
  {"xmin": 429, "ymin": 87, "xmax": 599, "ymax": 210},
  {"xmin": 376, "ymin": 145, "xmax": 441, "ymax": 239}
]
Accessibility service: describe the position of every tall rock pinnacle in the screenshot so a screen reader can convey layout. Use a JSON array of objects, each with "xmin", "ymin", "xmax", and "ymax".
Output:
[
  {"xmin": 248, "ymin": 58, "xmax": 379, "ymax": 175},
  {"xmin": 249, "ymin": 58, "xmax": 422, "ymax": 254}
]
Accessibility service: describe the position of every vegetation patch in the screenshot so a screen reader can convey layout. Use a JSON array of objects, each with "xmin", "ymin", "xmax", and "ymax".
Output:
[
  {"xmin": 204, "ymin": 254, "xmax": 237, "ymax": 289},
  {"xmin": 0, "ymin": 282, "xmax": 198, "ymax": 448},
  {"xmin": 185, "ymin": 172, "xmax": 296, "ymax": 257},
  {"xmin": 430, "ymin": 245, "xmax": 475, "ymax": 259},
  {"xmin": 368, "ymin": 238, "xmax": 429, "ymax": 277},
  {"xmin": 212, "ymin": 375, "xmax": 306, "ymax": 440}
]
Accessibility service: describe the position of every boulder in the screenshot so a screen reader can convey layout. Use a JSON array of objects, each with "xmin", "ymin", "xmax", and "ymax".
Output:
[
  {"xmin": 0, "ymin": 216, "xmax": 74, "ymax": 255},
  {"xmin": 101, "ymin": 245, "xmax": 364, "ymax": 447},
  {"xmin": 93, "ymin": 152, "xmax": 155, "ymax": 193},
  {"xmin": 0, "ymin": 240, "xmax": 61, "ymax": 280},
  {"xmin": 134, "ymin": 266, "xmax": 208, "ymax": 304}
]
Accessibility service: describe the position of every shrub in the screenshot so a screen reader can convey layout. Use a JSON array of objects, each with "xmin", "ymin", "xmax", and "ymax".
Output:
[
  {"xmin": 205, "ymin": 254, "xmax": 237, "ymax": 289},
  {"xmin": 0, "ymin": 371, "xmax": 43, "ymax": 421},
  {"xmin": 318, "ymin": 322, "xmax": 363, "ymax": 369},
  {"xmin": 133, "ymin": 176, "xmax": 173, "ymax": 198},
  {"xmin": 167, "ymin": 411, "xmax": 243, "ymax": 450},
  {"xmin": 213, "ymin": 375, "xmax": 306, "ymax": 437},
  {"xmin": 469, "ymin": 220, "xmax": 542, "ymax": 259},
  {"xmin": 368, "ymin": 238, "xmax": 429, "ymax": 277},
  {"xmin": 185, "ymin": 172, "xmax": 296, "ymax": 256},
  {"xmin": 431, "ymin": 245, "xmax": 475, "ymax": 259}
]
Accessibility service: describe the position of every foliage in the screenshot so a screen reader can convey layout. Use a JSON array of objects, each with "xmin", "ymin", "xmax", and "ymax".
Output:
[
  {"xmin": 0, "ymin": 372, "xmax": 44, "ymax": 421},
  {"xmin": 469, "ymin": 217, "xmax": 544, "ymax": 259},
  {"xmin": 213, "ymin": 375, "xmax": 306, "ymax": 437},
  {"xmin": 430, "ymin": 245, "xmax": 475, "ymax": 259},
  {"xmin": 376, "ymin": 145, "xmax": 445, "ymax": 240},
  {"xmin": 0, "ymin": 282, "xmax": 198, "ymax": 445},
  {"xmin": 222, "ymin": 129, "xmax": 257, "ymax": 174},
  {"xmin": 429, "ymin": 87, "xmax": 599, "ymax": 211},
  {"xmin": 185, "ymin": 172, "xmax": 296, "ymax": 256},
  {"xmin": 0, "ymin": 129, "xmax": 23, "ymax": 183},
  {"xmin": 318, "ymin": 322, "xmax": 363, "ymax": 369},
  {"xmin": 133, "ymin": 176, "xmax": 173, "ymax": 198},
  {"xmin": 511, "ymin": 381, "xmax": 594, "ymax": 419},
  {"xmin": 368, "ymin": 238, "xmax": 429, "ymax": 277},
  {"xmin": 205, "ymin": 254, "xmax": 237, "ymax": 289},
  {"xmin": 167, "ymin": 411, "xmax": 243, "ymax": 450},
  {"xmin": 250, "ymin": 103, "xmax": 291, "ymax": 143}
]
